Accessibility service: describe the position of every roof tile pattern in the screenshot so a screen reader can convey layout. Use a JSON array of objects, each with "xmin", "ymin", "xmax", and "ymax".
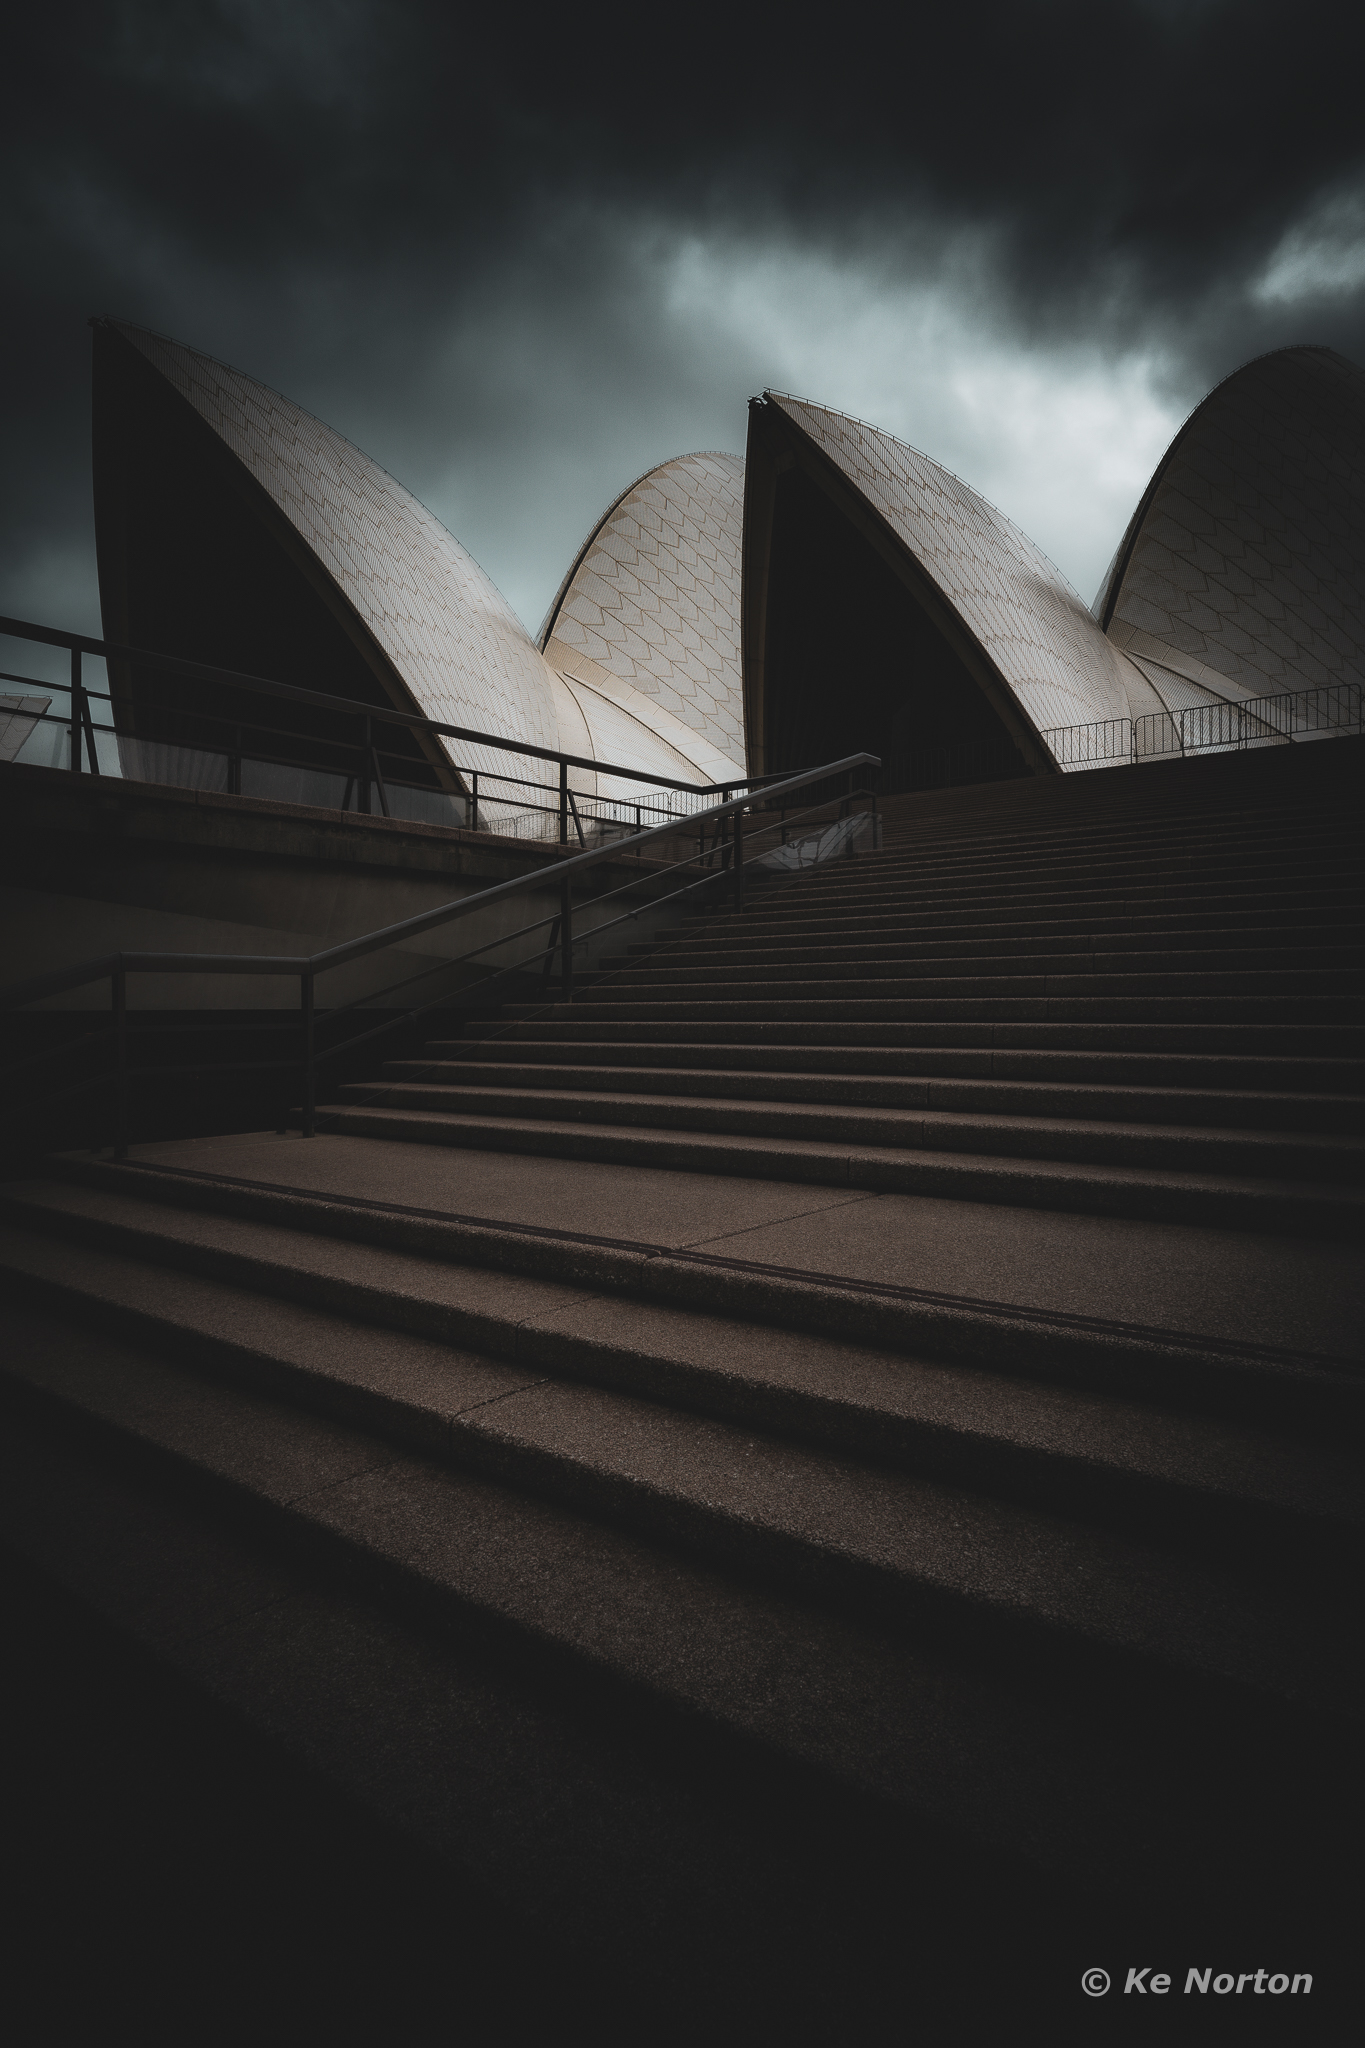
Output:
[
  {"xmin": 548, "ymin": 644, "xmax": 744, "ymax": 794},
  {"xmin": 114, "ymin": 323, "xmax": 563, "ymax": 785},
  {"xmin": 768, "ymin": 396, "xmax": 1136, "ymax": 741},
  {"xmin": 540, "ymin": 453, "xmax": 746, "ymax": 769},
  {"xmin": 1099, "ymin": 348, "xmax": 1365, "ymax": 699}
]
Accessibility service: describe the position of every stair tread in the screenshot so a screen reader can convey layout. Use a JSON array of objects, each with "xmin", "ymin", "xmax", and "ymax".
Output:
[
  {"xmin": 445, "ymin": 1039, "xmax": 1365, "ymax": 1084},
  {"xmin": 314, "ymin": 1099, "xmax": 1365, "ymax": 1209},
  {"xmin": 36, "ymin": 1136, "xmax": 1365, "ymax": 1359},
  {"xmin": 3, "ymin": 1182, "xmax": 1357, "ymax": 1537},
  {"xmin": 0, "ymin": 1223, "xmax": 1349, "ymax": 1715},
  {"xmin": 9, "ymin": 1302, "xmax": 1332, "ymax": 1903},
  {"xmin": 386, "ymin": 1058, "xmax": 1365, "ymax": 1115},
  {"xmin": 343, "ymin": 1078, "xmax": 1365, "ymax": 1168}
]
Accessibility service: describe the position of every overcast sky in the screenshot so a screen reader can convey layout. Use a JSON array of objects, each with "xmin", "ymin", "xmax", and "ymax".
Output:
[{"xmin": 4, "ymin": 0, "xmax": 1363, "ymax": 651}]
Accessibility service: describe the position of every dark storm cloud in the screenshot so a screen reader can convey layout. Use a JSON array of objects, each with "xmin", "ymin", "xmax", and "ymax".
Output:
[{"xmin": 3, "ymin": 0, "xmax": 1362, "ymax": 636}]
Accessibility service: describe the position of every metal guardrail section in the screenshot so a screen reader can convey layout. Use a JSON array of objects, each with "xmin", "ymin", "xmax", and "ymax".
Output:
[
  {"xmin": 0, "ymin": 611, "xmax": 772, "ymax": 844},
  {"xmin": 1042, "ymin": 681, "xmax": 1364, "ymax": 769},
  {"xmin": 3, "ymin": 751, "xmax": 880, "ymax": 1158}
]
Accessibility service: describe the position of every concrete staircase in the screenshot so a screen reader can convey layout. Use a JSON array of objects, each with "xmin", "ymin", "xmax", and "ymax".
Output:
[
  {"xmin": 2, "ymin": 738, "xmax": 1361, "ymax": 2024},
  {"xmin": 330, "ymin": 738, "xmax": 1365, "ymax": 1239}
]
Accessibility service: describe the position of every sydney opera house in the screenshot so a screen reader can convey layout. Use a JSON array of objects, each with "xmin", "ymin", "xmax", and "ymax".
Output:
[
  {"xmin": 88, "ymin": 321, "xmax": 1365, "ymax": 826},
  {"xmin": 2, "ymin": 324, "xmax": 1361, "ymax": 2027}
]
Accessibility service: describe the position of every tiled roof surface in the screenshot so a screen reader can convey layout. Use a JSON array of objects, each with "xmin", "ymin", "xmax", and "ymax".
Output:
[
  {"xmin": 1098, "ymin": 347, "xmax": 1365, "ymax": 700},
  {"xmin": 541, "ymin": 452, "xmax": 746, "ymax": 770},
  {"xmin": 768, "ymin": 395, "xmax": 1136, "ymax": 741},
  {"xmin": 114, "ymin": 323, "xmax": 563, "ymax": 786}
]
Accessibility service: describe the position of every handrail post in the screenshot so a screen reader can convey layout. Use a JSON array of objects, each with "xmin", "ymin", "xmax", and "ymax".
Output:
[
  {"xmin": 732, "ymin": 802, "xmax": 744, "ymax": 913},
  {"xmin": 369, "ymin": 722, "xmax": 390, "ymax": 817},
  {"xmin": 470, "ymin": 772, "xmax": 479, "ymax": 834},
  {"xmin": 301, "ymin": 971, "xmax": 316, "ymax": 1137},
  {"xmin": 359, "ymin": 716, "xmax": 371, "ymax": 815},
  {"xmin": 112, "ymin": 961, "xmax": 128, "ymax": 1160},
  {"xmin": 559, "ymin": 759, "xmax": 569, "ymax": 846},
  {"xmin": 80, "ymin": 650, "xmax": 101, "ymax": 773},
  {"xmin": 540, "ymin": 913, "xmax": 561, "ymax": 991},
  {"xmin": 560, "ymin": 874, "xmax": 573, "ymax": 1001},
  {"xmin": 70, "ymin": 646, "xmax": 83, "ymax": 774}
]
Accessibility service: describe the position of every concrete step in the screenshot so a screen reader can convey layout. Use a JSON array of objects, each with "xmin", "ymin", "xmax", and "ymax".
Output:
[
  {"xmin": 6, "ymin": 1294, "xmax": 1351, "ymax": 1923},
  {"xmin": 502, "ymin": 994, "xmax": 1365, "ymax": 1026},
  {"xmin": 381, "ymin": 1057, "xmax": 1365, "ymax": 1132},
  {"xmin": 624, "ymin": 930, "xmax": 1365, "ymax": 970},
  {"xmin": 38, "ymin": 1141, "xmax": 1361, "ymax": 1419},
  {"xmin": 1, "ymin": 1397, "xmax": 1051, "ymax": 2032},
  {"xmin": 345, "ymin": 1077, "xmax": 1365, "ymax": 1180},
  {"xmin": 782, "ymin": 854, "xmax": 1362, "ymax": 903},
  {"xmin": 4, "ymin": 1180, "xmax": 1357, "ymax": 1568},
  {"xmin": 850, "ymin": 830, "xmax": 1353, "ymax": 876},
  {"xmin": 597, "ymin": 949, "xmax": 1365, "ymax": 988},
  {"xmin": 308, "ymin": 1099, "xmax": 1365, "ymax": 1237},
  {"xmin": 694, "ymin": 882, "xmax": 1365, "ymax": 931},
  {"xmin": 675, "ymin": 899, "xmax": 1365, "ymax": 945},
  {"xmin": 705, "ymin": 857, "xmax": 1365, "ymax": 895},
  {"xmin": 0, "ymin": 1217, "xmax": 1354, "ymax": 1723},
  {"xmin": 740, "ymin": 842, "xmax": 1363, "ymax": 885},
  {"xmin": 441, "ymin": 1036, "xmax": 1365, "ymax": 1094},
  {"xmin": 857, "ymin": 842, "xmax": 1358, "ymax": 887},
  {"xmin": 849, "ymin": 797, "xmax": 1348, "ymax": 841},
  {"xmin": 722, "ymin": 889, "xmax": 1365, "ymax": 935},
  {"xmin": 483, "ymin": 1016, "xmax": 1365, "ymax": 1057}
]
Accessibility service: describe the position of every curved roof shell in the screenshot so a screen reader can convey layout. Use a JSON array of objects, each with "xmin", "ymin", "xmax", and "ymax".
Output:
[
  {"xmin": 539, "ymin": 452, "xmax": 747, "ymax": 776},
  {"xmin": 103, "ymin": 321, "xmax": 564, "ymax": 786},
  {"xmin": 1095, "ymin": 347, "xmax": 1365, "ymax": 710},
  {"xmin": 762, "ymin": 396, "xmax": 1138, "ymax": 751},
  {"xmin": 549, "ymin": 654, "xmax": 742, "ymax": 803}
]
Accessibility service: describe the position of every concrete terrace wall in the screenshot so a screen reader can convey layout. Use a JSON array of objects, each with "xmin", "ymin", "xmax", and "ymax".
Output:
[{"xmin": 0, "ymin": 762, "xmax": 683, "ymax": 1012}]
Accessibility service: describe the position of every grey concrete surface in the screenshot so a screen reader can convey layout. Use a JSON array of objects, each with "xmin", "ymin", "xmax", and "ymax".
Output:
[
  {"xmin": 123, "ymin": 1128, "xmax": 872, "ymax": 1244},
  {"xmin": 0, "ymin": 1301, "xmax": 1346, "ymax": 1909},
  {"xmin": 6, "ymin": 1177, "xmax": 1356, "ymax": 1568},
  {"xmin": 522, "ymin": 1292, "xmax": 1361, "ymax": 1535},
  {"xmin": 0, "ymin": 1222, "xmax": 543, "ymax": 1457},
  {"xmin": 112, "ymin": 1130, "xmax": 1364, "ymax": 1355},
  {"xmin": 707, "ymin": 1188, "xmax": 1365, "ymax": 1357},
  {"xmin": 0, "ymin": 758, "xmax": 677, "ymax": 1011},
  {"xmin": 3, "ymin": 1219, "xmax": 1343, "ymax": 1709}
]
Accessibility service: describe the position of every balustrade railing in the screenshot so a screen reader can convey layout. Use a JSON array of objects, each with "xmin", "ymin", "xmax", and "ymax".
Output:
[
  {"xmin": 0, "ymin": 612, "xmax": 773, "ymax": 845},
  {"xmin": 2, "ymin": 750, "xmax": 880, "ymax": 1160},
  {"xmin": 1042, "ymin": 681, "xmax": 1363, "ymax": 769}
]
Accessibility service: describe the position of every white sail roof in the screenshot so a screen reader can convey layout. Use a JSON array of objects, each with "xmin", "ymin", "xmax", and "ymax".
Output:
[
  {"xmin": 540, "ymin": 452, "xmax": 747, "ymax": 773},
  {"xmin": 111, "ymin": 322, "xmax": 564, "ymax": 784},
  {"xmin": 767, "ymin": 394, "xmax": 1139, "ymax": 744},
  {"xmin": 1096, "ymin": 346, "xmax": 1365, "ymax": 702}
]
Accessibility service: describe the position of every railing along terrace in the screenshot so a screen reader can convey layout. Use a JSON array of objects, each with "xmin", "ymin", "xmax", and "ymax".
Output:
[
  {"xmin": 0, "ymin": 612, "xmax": 768, "ymax": 847},
  {"xmin": 3, "ymin": 727, "xmax": 881, "ymax": 1159},
  {"xmin": 1042, "ymin": 680, "xmax": 1364, "ymax": 769}
]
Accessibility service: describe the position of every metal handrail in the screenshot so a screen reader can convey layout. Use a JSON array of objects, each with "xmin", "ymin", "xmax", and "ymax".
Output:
[
  {"xmin": 3, "ymin": 752, "xmax": 880, "ymax": 1157},
  {"xmin": 6, "ymin": 679, "xmax": 707, "ymax": 840},
  {"xmin": 1041, "ymin": 681, "xmax": 1364, "ymax": 769},
  {"xmin": 0, "ymin": 610, "xmax": 790, "ymax": 806}
]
